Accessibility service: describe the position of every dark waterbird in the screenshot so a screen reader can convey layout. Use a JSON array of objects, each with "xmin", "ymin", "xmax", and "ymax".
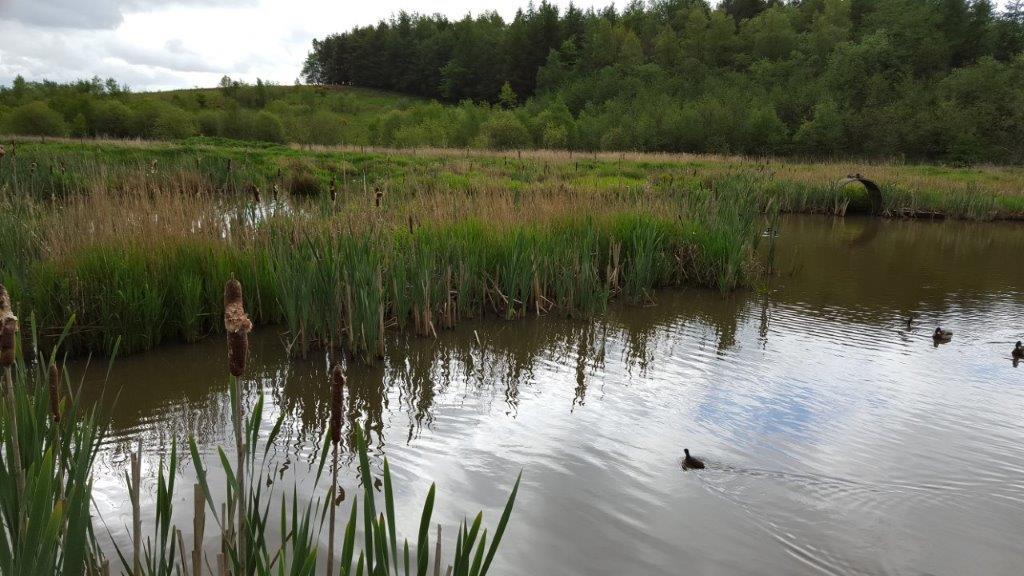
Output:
[
  {"xmin": 683, "ymin": 449, "xmax": 705, "ymax": 470},
  {"xmin": 1013, "ymin": 341, "xmax": 1023, "ymax": 360},
  {"xmin": 933, "ymin": 327, "xmax": 953, "ymax": 343}
]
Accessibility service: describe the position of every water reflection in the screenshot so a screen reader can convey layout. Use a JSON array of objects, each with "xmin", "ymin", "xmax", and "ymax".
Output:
[{"xmin": 78, "ymin": 215, "xmax": 1024, "ymax": 576}]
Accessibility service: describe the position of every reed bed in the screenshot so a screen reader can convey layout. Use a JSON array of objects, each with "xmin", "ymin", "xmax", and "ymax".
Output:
[
  {"xmin": 8, "ymin": 137, "xmax": 1016, "ymax": 359},
  {"xmin": 0, "ymin": 140, "xmax": 783, "ymax": 361},
  {"xmin": 0, "ymin": 282, "xmax": 521, "ymax": 575}
]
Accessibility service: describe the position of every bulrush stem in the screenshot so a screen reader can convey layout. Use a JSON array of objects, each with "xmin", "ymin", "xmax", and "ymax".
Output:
[
  {"xmin": 0, "ymin": 285, "xmax": 25, "ymax": 536},
  {"xmin": 327, "ymin": 363, "xmax": 346, "ymax": 574},
  {"xmin": 224, "ymin": 279, "xmax": 252, "ymax": 575}
]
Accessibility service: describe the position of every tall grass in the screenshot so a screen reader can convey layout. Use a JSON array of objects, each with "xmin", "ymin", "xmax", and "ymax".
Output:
[
  {"xmin": 0, "ymin": 311, "xmax": 107, "ymax": 576},
  {"xmin": 0, "ymin": 282, "xmax": 523, "ymax": 575},
  {"xmin": 0, "ymin": 139, "xmax": 810, "ymax": 361}
]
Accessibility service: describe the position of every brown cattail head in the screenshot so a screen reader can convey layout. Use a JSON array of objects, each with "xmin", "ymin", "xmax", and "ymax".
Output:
[
  {"xmin": 0, "ymin": 285, "xmax": 17, "ymax": 368},
  {"xmin": 49, "ymin": 364, "xmax": 61, "ymax": 422},
  {"xmin": 374, "ymin": 187, "xmax": 383, "ymax": 207},
  {"xmin": 330, "ymin": 364, "xmax": 345, "ymax": 445},
  {"xmin": 0, "ymin": 318, "xmax": 16, "ymax": 368},
  {"xmin": 224, "ymin": 279, "xmax": 252, "ymax": 377},
  {"xmin": 0, "ymin": 144, "xmax": 5, "ymax": 158}
]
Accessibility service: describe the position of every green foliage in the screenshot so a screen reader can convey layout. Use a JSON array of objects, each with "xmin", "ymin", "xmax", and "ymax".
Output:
[
  {"xmin": 297, "ymin": 0, "xmax": 1024, "ymax": 163},
  {"xmin": 0, "ymin": 325, "xmax": 107, "ymax": 575},
  {"xmin": 253, "ymin": 110, "xmax": 285, "ymax": 143},
  {"xmin": 3, "ymin": 102, "xmax": 66, "ymax": 136},
  {"xmin": 477, "ymin": 112, "xmax": 531, "ymax": 150}
]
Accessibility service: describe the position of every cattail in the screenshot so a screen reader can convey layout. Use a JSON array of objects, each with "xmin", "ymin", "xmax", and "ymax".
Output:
[
  {"xmin": 0, "ymin": 144, "xmax": 6, "ymax": 158},
  {"xmin": 330, "ymin": 364, "xmax": 345, "ymax": 445},
  {"xmin": 0, "ymin": 285, "xmax": 17, "ymax": 368},
  {"xmin": 29, "ymin": 162, "xmax": 37, "ymax": 174},
  {"xmin": 329, "ymin": 178, "xmax": 337, "ymax": 202},
  {"xmin": 374, "ymin": 186, "xmax": 383, "ymax": 207},
  {"xmin": 247, "ymin": 183, "xmax": 261, "ymax": 203},
  {"xmin": 407, "ymin": 214, "xmax": 414, "ymax": 235},
  {"xmin": 49, "ymin": 364, "xmax": 60, "ymax": 422},
  {"xmin": 224, "ymin": 279, "xmax": 252, "ymax": 377}
]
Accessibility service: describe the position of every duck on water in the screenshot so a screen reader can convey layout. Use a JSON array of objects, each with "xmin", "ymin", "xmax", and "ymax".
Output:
[
  {"xmin": 933, "ymin": 327, "xmax": 953, "ymax": 343},
  {"xmin": 683, "ymin": 449, "xmax": 705, "ymax": 470}
]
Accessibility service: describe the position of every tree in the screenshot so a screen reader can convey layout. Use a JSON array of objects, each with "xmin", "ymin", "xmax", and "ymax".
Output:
[
  {"xmin": 253, "ymin": 110, "xmax": 285, "ymax": 142},
  {"xmin": 498, "ymin": 81, "xmax": 518, "ymax": 108},
  {"xmin": 4, "ymin": 101, "xmax": 67, "ymax": 136},
  {"xmin": 477, "ymin": 112, "xmax": 531, "ymax": 149},
  {"xmin": 794, "ymin": 100, "xmax": 845, "ymax": 154}
]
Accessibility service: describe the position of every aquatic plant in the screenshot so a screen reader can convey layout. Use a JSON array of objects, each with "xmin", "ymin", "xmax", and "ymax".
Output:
[{"xmin": 24, "ymin": 138, "xmax": 1024, "ymax": 360}]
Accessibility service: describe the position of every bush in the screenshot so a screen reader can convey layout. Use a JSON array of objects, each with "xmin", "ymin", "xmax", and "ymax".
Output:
[
  {"xmin": 91, "ymin": 100, "xmax": 133, "ymax": 137},
  {"xmin": 4, "ymin": 101, "xmax": 67, "ymax": 136},
  {"xmin": 477, "ymin": 112, "xmax": 531, "ymax": 150},
  {"xmin": 197, "ymin": 110, "xmax": 221, "ymax": 137},
  {"xmin": 280, "ymin": 157, "xmax": 322, "ymax": 195},
  {"xmin": 542, "ymin": 124, "xmax": 568, "ymax": 148},
  {"xmin": 153, "ymin": 106, "xmax": 197, "ymax": 140},
  {"xmin": 301, "ymin": 110, "xmax": 345, "ymax": 145},
  {"xmin": 253, "ymin": 111, "xmax": 285, "ymax": 143}
]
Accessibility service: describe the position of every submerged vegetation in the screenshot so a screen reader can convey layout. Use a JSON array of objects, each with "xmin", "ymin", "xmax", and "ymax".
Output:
[
  {"xmin": 0, "ymin": 283, "xmax": 521, "ymax": 575},
  {"xmin": 0, "ymin": 138, "xmax": 1022, "ymax": 359}
]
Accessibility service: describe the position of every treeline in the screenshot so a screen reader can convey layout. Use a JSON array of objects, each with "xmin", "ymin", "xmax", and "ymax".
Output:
[
  {"xmin": 0, "ymin": 76, "xmax": 425, "ymax": 145},
  {"xmin": 303, "ymin": 0, "xmax": 1024, "ymax": 162}
]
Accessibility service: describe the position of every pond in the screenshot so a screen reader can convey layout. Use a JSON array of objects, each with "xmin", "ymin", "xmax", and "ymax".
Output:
[{"xmin": 81, "ymin": 215, "xmax": 1024, "ymax": 576}]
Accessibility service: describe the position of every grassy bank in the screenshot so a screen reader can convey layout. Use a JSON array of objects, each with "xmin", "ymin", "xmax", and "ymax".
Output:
[
  {"xmin": 2, "ymin": 138, "xmax": 1021, "ymax": 358},
  {"xmin": 0, "ymin": 138, "xmax": 774, "ymax": 360}
]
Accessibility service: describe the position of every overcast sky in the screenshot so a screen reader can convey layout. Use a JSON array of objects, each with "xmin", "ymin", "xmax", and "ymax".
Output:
[{"xmin": 0, "ymin": 0, "xmax": 638, "ymax": 91}]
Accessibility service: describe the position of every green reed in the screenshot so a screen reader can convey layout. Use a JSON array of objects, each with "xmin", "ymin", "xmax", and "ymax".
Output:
[
  {"xmin": 0, "ymin": 139, "xmax": 800, "ymax": 362},
  {"xmin": 0, "ymin": 316, "xmax": 108, "ymax": 576},
  {"xmin": 0, "ymin": 283, "xmax": 522, "ymax": 575}
]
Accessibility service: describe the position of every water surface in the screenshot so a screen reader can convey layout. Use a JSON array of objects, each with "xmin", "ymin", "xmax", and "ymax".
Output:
[{"xmin": 82, "ymin": 215, "xmax": 1024, "ymax": 576}]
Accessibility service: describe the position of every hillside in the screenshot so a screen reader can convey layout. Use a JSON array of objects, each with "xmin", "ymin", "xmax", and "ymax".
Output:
[{"xmin": 303, "ymin": 0, "xmax": 1024, "ymax": 164}]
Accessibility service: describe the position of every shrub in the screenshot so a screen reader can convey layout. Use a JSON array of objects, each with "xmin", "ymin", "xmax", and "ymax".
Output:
[
  {"xmin": 152, "ymin": 106, "xmax": 197, "ymax": 140},
  {"xmin": 197, "ymin": 110, "xmax": 221, "ymax": 136},
  {"xmin": 91, "ymin": 100, "xmax": 133, "ymax": 138},
  {"xmin": 542, "ymin": 124, "xmax": 568, "ymax": 148},
  {"xmin": 301, "ymin": 110, "xmax": 345, "ymax": 145},
  {"xmin": 253, "ymin": 111, "xmax": 285, "ymax": 143},
  {"xmin": 477, "ymin": 112, "xmax": 531, "ymax": 150},
  {"xmin": 280, "ymin": 157, "xmax": 322, "ymax": 195},
  {"xmin": 4, "ymin": 102, "xmax": 67, "ymax": 136}
]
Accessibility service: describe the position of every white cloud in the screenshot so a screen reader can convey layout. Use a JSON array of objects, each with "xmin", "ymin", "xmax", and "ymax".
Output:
[{"xmin": 0, "ymin": 0, "xmax": 635, "ymax": 90}]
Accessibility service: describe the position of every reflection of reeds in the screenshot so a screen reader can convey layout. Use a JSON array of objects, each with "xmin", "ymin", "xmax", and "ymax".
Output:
[{"xmin": 327, "ymin": 363, "xmax": 346, "ymax": 573}]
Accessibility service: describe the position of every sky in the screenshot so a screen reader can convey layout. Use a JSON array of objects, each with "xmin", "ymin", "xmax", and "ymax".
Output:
[{"xmin": 0, "ymin": 0, "xmax": 635, "ymax": 91}]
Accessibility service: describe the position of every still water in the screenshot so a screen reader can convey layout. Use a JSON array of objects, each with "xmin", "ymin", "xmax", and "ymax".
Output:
[{"xmin": 82, "ymin": 215, "xmax": 1024, "ymax": 576}]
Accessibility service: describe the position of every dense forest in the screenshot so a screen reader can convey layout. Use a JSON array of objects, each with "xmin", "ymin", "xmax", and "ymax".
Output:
[
  {"xmin": 2, "ymin": 0, "xmax": 1023, "ymax": 162},
  {"xmin": 302, "ymin": 0, "xmax": 1024, "ymax": 162}
]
